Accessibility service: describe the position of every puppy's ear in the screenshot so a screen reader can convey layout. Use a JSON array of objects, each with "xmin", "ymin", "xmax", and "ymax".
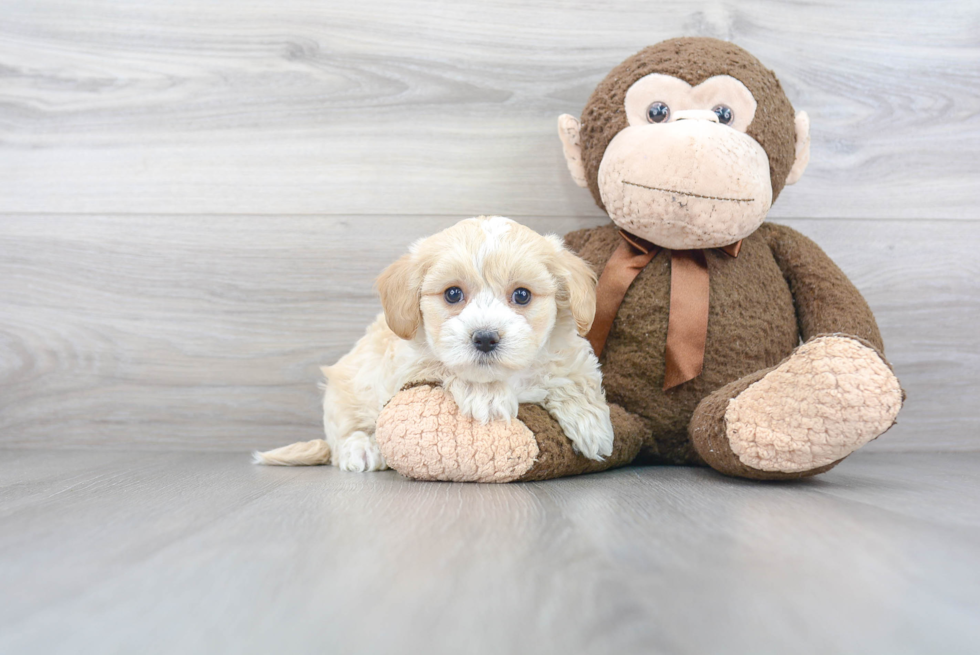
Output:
[
  {"xmin": 376, "ymin": 253, "xmax": 424, "ymax": 340},
  {"xmin": 549, "ymin": 239, "xmax": 597, "ymax": 336}
]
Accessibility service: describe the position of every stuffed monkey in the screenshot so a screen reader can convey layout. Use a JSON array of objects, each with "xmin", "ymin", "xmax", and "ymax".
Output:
[{"xmin": 375, "ymin": 37, "xmax": 904, "ymax": 482}]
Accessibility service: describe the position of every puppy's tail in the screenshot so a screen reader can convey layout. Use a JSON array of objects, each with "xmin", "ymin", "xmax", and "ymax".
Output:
[{"xmin": 252, "ymin": 439, "xmax": 332, "ymax": 466}]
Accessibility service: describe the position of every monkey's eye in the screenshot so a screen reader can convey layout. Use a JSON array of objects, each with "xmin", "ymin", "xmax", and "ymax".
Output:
[
  {"xmin": 712, "ymin": 104, "xmax": 734, "ymax": 125},
  {"xmin": 444, "ymin": 286, "xmax": 464, "ymax": 304},
  {"xmin": 646, "ymin": 102, "xmax": 670, "ymax": 124},
  {"xmin": 511, "ymin": 288, "xmax": 532, "ymax": 305}
]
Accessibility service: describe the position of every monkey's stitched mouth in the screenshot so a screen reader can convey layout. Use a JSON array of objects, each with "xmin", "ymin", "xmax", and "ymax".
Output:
[{"xmin": 623, "ymin": 180, "xmax": 754, "ymax": 204}]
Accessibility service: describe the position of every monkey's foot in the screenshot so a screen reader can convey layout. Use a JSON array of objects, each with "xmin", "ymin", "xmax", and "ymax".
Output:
[
  {"xmin": 376, "ymin": 384, "xmax": 539, "ymax": 483},
  {"xmin": 375, "ymin": 384, "xmax": 646, "ymax": 483},
  {"xmin": 691, "ymin": 336, "xmax": 904, "ymax": 479}
]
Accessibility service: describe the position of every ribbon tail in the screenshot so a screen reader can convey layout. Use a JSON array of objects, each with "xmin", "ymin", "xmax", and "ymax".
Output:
[{"xmin": 664, "ymin": 249, "xmax": 710, "ymax": 390}]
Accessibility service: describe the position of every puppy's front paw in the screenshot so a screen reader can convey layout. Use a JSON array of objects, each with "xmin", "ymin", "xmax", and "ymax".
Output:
[
  {"xmin": 449, "ymin": 381, "xmax": 519, "ymax": 424},
  {"xmin": 336, "ymin": 431, "xmax": 388, "ymax": 472},
  {"xmin": 480, "ymin": 393, "xmax": 520, "ymax": 423},
  {"xmin": 557, "ymin": 403, "xmax": 614, "ymax": 461}
]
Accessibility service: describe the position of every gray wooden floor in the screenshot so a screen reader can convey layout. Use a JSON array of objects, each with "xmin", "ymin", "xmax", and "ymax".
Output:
[{"xmin": 1, "ymin": 450, "xmax": 977, "ymax": 655}]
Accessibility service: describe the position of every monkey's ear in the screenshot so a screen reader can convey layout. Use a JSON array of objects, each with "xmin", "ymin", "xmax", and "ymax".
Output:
[
  {"xmin": 557, "ymin": 114, "xmax": 589, "ymax": 188},
  {"xmin": 375, "ymin": 253, "xmax": 424, "ymax": 340},
  {"xmin": 785, "ymin": 110, "xmax": 810, "ymax": 186}
]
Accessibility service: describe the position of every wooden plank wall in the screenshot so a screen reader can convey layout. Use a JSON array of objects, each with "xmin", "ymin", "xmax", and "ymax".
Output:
[{"xmin": 1, "ymin": 0, "xmax": 978, "ymax": 452}]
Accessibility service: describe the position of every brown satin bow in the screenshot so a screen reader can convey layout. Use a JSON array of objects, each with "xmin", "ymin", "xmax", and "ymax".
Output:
[{"xmin": 586, "ymin": 230, "xmax": 741, "ymax": 390}]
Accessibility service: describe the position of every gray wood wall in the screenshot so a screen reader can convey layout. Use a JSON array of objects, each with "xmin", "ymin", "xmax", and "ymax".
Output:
[{"xmin": 1, "ymin": 0, "xmax": 978, "ymax": 452}]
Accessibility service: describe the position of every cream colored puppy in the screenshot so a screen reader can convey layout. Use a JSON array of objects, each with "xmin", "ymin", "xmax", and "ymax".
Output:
[{"xmin": 254, "ymin": 216, "xmax": 614, "ymax": 471}]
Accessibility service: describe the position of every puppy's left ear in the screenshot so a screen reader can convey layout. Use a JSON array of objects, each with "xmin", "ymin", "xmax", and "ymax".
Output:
[
  {"xmin": 549, "ymin": 238, "xmax": 597, "ymax": 336},
  {"xmin": 376, "ymin": 253, "xmax": 424, "ymax": 340}
]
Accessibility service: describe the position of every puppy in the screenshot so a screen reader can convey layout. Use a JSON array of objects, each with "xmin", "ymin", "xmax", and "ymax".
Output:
[{"xmin": 254, "ymin": 216, "xmax": 614, "ymax": 471}]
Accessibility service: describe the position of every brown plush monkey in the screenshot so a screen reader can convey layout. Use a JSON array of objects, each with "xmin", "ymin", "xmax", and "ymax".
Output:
[{"xmin": 375, "ymin": 37, "xmax": 904, "ymax": 482}]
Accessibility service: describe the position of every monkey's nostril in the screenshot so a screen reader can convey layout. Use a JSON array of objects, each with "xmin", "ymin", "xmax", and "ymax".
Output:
[{"xmin": 472, "ymin": 330, "xmax": 500, "ymax": 353}]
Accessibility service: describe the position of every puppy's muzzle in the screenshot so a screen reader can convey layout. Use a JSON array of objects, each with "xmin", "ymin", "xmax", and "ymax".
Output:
[{"xmin": 472, "ymin": 330, "xmax": 500, "ymax": 353}]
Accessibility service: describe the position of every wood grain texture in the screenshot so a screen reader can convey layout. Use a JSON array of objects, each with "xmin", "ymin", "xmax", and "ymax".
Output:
[
  {"xmin": 1, "ymin": 0, "xmax": 978, "ymax": 219},
  {"xmin": 0, "ymin": 214, "xmax": 976, "ymax": 452},
  {"xmin": 1, "ymin": 450, "xmax": 978, "ymax": 654},
  {"xmin": 1, "ymin": 0, "xmax": 976, "ymax": 453}
]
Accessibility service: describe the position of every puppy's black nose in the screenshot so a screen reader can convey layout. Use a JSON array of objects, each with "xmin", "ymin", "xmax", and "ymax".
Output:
[{"xmin": 472, "ymin": 330, "xmax": 500, "ymax": 353}]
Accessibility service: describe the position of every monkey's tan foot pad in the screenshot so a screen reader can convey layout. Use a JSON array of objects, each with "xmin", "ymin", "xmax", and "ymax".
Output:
[
  {"xmin": 724, "ymin": 336, "xmax": 904, "ymax": 473},
  {"xmin": 376, "ymin": 385, "xmax": 539, "ymax": 483}
]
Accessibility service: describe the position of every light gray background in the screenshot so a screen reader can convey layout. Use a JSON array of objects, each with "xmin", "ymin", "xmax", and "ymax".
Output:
[{"xmin": 1, "ymin": 1, "xmax": 978, "ymax": 452}]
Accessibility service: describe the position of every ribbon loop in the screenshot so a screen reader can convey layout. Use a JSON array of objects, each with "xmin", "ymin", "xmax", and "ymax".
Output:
[{"xmin": 586, "ymin": 234, "xmax": 659, "ymax": 358}]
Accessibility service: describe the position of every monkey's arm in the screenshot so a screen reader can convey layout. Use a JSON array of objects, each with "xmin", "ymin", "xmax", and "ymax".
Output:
[
  {"xmin": 760, "ymin": 222, "xmax": 884, "ymax": 352},
  {"xmin": 374, "ymin": 384, "xmax": 648, "ymax": 482}
]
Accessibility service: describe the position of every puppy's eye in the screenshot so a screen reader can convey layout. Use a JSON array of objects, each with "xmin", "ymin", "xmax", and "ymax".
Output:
[
  {"xmin": 444, "ymin": 286, "xmax": 464, "ymax": 304},
  {"xmin": 511, "ymin": 288, "xmax": 532, "ymax": 305},
  {"xmin": 646, "ymin": 102, "xmax": 670, "ymax": 124},
  {"xmin": 712, "ymin": 104, "xmax": 734, "ymax": 125}
]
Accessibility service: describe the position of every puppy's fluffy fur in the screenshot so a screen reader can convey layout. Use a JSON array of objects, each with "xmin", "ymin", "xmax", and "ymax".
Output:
[{"xmin": 255, "ymin": 216, "xmax": 614, "ymax": 471}]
